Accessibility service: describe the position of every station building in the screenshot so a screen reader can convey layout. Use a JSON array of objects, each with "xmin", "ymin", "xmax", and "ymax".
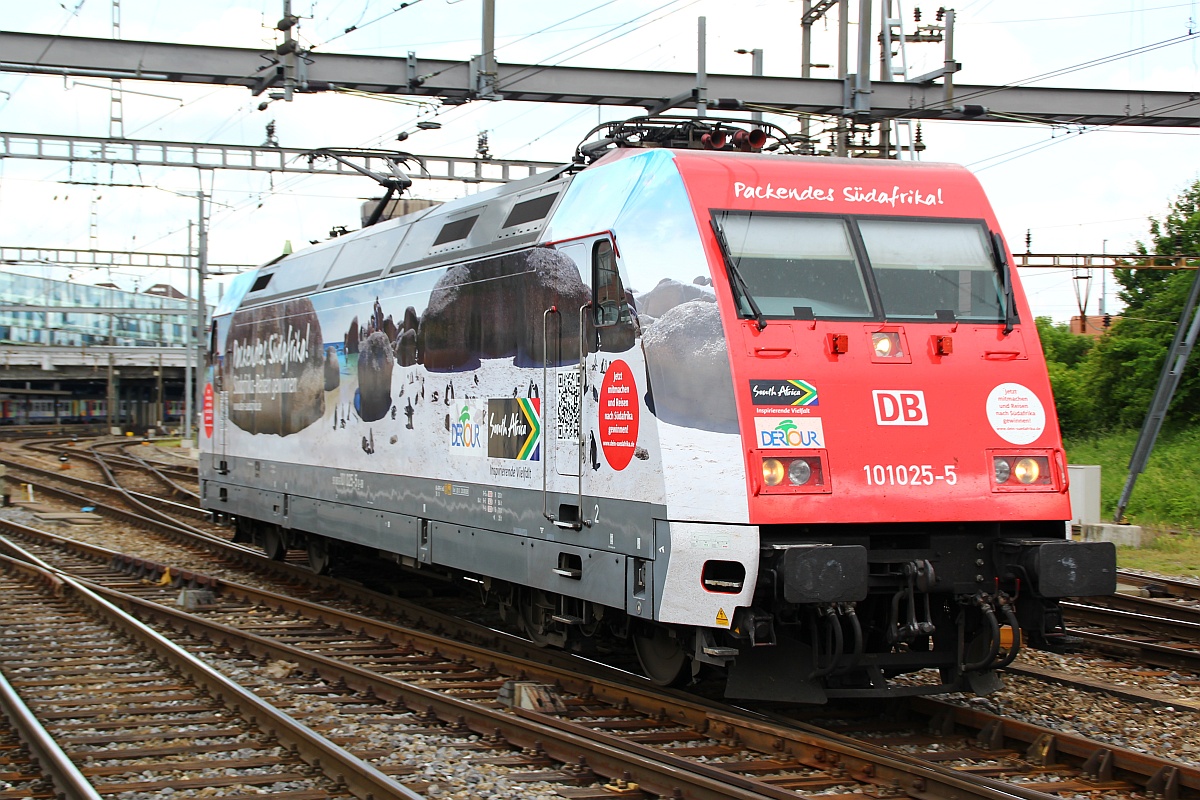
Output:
[{"xmin": 0, "ymin": 272, "xmax": 207, "ymax": 432}]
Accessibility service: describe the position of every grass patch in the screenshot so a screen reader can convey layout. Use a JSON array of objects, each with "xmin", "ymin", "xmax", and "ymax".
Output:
[
  {"xmin": 1065, "ymin": 426, "xmax": 1200, "ymax": 529},
  {"xmin": 1065, "ymin": 426, "xmax": 1200, "ymax": 578},
  {"xmin": 1115, "ymin": 531, "xmax": 1200, "ymax": 577}
]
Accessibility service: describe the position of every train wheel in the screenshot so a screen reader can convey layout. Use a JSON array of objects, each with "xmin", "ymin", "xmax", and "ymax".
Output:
[
  {"xmin": 232, "ymin": 517, "xmax": 254, "ymax": 544},
  {"xmin": 518, "ymin": 590, "xmax": 559, "ymax": 647},
  {"xmin": 307, "ymin": 535, "xmax": 332, "ymax": 575},
  {"xmin": 262, "ymin": 526, "xmax": 286, "ymax": 561},
  {"xmin": 633, "ymin": 623, "xmax": 688, "ymax": 686}
]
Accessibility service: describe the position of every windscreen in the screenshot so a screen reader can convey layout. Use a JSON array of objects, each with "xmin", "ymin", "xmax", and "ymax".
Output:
[
  {"xmin": 714, "ymin": 213, "xmax": 873, "ymax": 319},
  {"xmin": 712, "ymin": 212, "xmax": 1007, "ymax": 323},
  {"xmin": 857, "ymin": 219, "xmax": 1004, "ymax": 322}
]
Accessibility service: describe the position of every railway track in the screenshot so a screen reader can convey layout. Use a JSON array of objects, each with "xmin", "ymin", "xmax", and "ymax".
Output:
[
  {"xmin": 0, "ymin": 522, "xmax": 1015, "ymax": 800},
  {"xmin": 0, "ymin": 550, "xmax": 413, "ymax": 799},
  {"xmin": 1059, "ymin": 571, "xmax": 1200, "ymax": 671},
  {"xmin": 0, "ymin": 512, "xmax": 1196, "ymax": 800},
  {"xmin": 0, "ymin": 451, "xmax": 215, "ymax": 528},
  {"xmin": 4, "ymin": 435, "xmax": 1200, "ymax": 797},
  {"xmin": 14, "ymin": 437, "xmax": 201, "ymax": 506},
  {"xmin": 0, "ymin": 668, "xmax": 85, "ymax": 799}
]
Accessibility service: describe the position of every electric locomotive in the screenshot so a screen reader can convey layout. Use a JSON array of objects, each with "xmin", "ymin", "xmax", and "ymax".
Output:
[{"xmin": 200, "ymin": 118, "xmax": 1115, "ymax": 702}]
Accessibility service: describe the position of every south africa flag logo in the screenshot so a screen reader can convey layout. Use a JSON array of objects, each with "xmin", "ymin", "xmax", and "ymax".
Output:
[
  {"xmin": 515, "ymin": 398, "xmax": 541, "ymax": 460},
  {"xmin": 783, "ymin": 380, "xmax": 818, "ymax": 406},
  {"xmin": 485, "ymin": 398, "xmax": 542, "ymax": 461},
  {"xmin": 749, "ymin": 379, "xmax": 819, "ymax": 407}
]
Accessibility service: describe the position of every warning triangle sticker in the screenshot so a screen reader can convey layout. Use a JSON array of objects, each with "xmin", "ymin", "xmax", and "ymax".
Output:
[{"xmin": 715, "ymin": 608, "xmax": 729, "ymax": 627}]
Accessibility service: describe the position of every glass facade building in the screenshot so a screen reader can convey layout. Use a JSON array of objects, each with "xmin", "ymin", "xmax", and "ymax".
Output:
[{"xmin": 0, "ymin": 273, "xmax": 198, "ymax": 347}]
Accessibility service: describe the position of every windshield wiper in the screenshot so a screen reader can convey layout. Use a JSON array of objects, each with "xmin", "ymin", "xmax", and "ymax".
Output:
[
  {"xmin": 991, "ymin": 231, "xmax": 1017, "ymax": 335},
  {"xmin": 710, "ymin": 219, "xmax": 766, "ymax": 331}
]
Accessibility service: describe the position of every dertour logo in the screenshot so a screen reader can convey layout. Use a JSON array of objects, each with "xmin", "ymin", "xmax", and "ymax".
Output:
[
  {"xmin": 754, "ymin": 417, "xmax": 825, "ymax": 449},
  {"xmin": 450, "ymin": 403, "xmax": 485, "ymax": 455}
]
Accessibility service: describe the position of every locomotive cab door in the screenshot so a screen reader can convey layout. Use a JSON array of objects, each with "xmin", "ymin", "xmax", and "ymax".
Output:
[
  {"xmin": 542, "ymin": 233, "xmax": 623, "ymax": 528},
  {"xmin": 210, "ymin": 317, "xmax": 229, "ymax": 474}
]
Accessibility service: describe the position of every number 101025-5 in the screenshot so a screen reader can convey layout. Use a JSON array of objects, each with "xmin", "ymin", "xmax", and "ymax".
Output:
[{"xmin": 863, "ymin": 464, "xmax": 957, "ymax": 486}]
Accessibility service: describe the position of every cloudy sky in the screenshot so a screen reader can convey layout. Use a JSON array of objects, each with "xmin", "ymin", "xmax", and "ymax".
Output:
[{"xmin": 2, "ymin": 0, "xmax": 1198, "ymax": 322}]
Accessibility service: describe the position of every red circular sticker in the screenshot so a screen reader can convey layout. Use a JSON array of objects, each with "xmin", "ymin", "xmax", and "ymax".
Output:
[
  {"xmin": 203, "ymin": 383, "xmax": 214, "ymax": 440},
  {"xmin": 598, "ymin": 359, "xmax": 638, "ymax": 471}
]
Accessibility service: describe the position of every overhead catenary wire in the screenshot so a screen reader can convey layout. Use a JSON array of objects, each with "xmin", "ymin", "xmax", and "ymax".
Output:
[
  {"xmin": 891, "ymin": 30, "xmax": 1200, "ymax": 120},
  {"xmin": 960, "ymin": 2, "xmax": 1199, "ymax": 25},
  {"xmin": 968, "ymin": 92, "xmax": 1200, "ymax": 171},
  {"xmin": 315, "ymin": 0, "xmax": 429, "ymax": 49},
  {"xmin": 498, "ymin": 0, "xmax": 702, "ymax": 92}
]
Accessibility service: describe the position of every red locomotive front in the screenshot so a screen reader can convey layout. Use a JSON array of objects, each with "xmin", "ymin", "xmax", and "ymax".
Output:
[{"xmin": 655, "ymin": 151, "xmax": 1115, "ymax": 700}]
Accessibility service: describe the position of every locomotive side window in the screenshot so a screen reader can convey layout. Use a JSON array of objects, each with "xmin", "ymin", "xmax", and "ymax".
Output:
[
  {"xmin": 713, "ymin": 212, "xmax": 873, "ymax": 320},
  {"xmin": 858, "ymin": 219, "xmax": 1005, "ymax": 322},
  {"xmin": 433, "ymin": 215, "xmax": 479, "ymax": 246},
  {"xmin": 502, "ymin": 193, "xmax": 558, "ymax": 228},
  {"xmin": 592, "ymin": 239, "xmax": 626, "ymax": 327}
]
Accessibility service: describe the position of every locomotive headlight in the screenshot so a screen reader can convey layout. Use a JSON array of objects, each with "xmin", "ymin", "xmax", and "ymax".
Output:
[
  {"xmin": 872, "ymin": 331, "xmax": 902, "ymax": 357},
  {"xmin": 991, "ymin": 453, "xmax": 1054, "ymax": 489},
  {"xmin": 762, "ymin": 458, "xmax": 786, "ymax": 486},
  {"xmin": 757, "ymin": 452, "xmax": 830, "ymax": 494},
  {"xmin": 788, "ymin": 458, "xmax": 812, "ymax": 486},
  {"xmin": 1013, "ymin": 457, "xmax": 1041, "ymax": 484}
]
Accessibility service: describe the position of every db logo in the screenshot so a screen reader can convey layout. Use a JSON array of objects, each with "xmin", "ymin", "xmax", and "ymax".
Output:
[{"xmin": 873, "ymin": 390, "xmax": 928, "ymax": 426}]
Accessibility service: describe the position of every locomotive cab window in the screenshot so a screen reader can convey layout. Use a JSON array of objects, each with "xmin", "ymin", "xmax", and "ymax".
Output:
[
  {"xmin": 712, "ymin": 212, "xmax": 873, "ymax": 320},
  {"xmin": 858, "ymin": 219, "xmax": 1007, "ymax": 323},
  {"xmin": 712, "ymin": 211, "xmax": 1011, "ymax": 325},
  {"xmin": 592, "ymin": 239, "xmax": 627, "ymax": 327}
]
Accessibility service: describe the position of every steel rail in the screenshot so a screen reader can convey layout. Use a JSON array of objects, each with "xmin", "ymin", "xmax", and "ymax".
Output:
[
  {"xmin": 0, "ymin": 546, "xmax": 424, "ymax": 800},
  {"xmin": 1062, "ymin": 600, "xmax": 1200, "ymax": 677},
  {"xmin": 105, "ymin": 573, "xmax": 1030, "ymax": 800},
  {"xmin": 84, "ymin": 441, "xmax": 206, "ymax": 522},
  {"xmin": 73, "ymin": 570, "xmax": 807, "ymax": 800},
  {"xmin": 1074, "ymin": 592, "xmax": 1200, "ymax": 625},
  {"xmin": 0, "ymin": 619, "xmax": 103, "ymax": 800},
  {"xmin": 92, "ymin": 440, "xmax": 201, "ymax": 500},
  {"xmin": 911, "ymin": 696, "xmax": 1199, "ymax": 795},
  {"xmin": 7, "ymin": 447, "xmax": 1192, "ymax": 799},
  {"xmin": 1116, "ymin": 569, "xmax": 1200, "ymax": 600},
  {"xmin": 1, "ymin": 454, "xmax": 219, "ymax": 530},
  {"xmin": 0, "ymin": 514, "xmax": 1057, "ymax": 800}
]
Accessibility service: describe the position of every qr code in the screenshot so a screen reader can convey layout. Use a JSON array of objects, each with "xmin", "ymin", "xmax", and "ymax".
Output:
[{"xmin": 556, "ymin": 371, "xmax": 581, "ymax": 441}]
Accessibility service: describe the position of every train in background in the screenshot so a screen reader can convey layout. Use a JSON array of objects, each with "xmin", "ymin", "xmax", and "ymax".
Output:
[
  {"xmin": 200, "ymin": 117, "xmax": 1116, "ymax": 703},
  {"xmin": 0, "ymin": 396, "xmax": 187, "ymax": 426}
]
